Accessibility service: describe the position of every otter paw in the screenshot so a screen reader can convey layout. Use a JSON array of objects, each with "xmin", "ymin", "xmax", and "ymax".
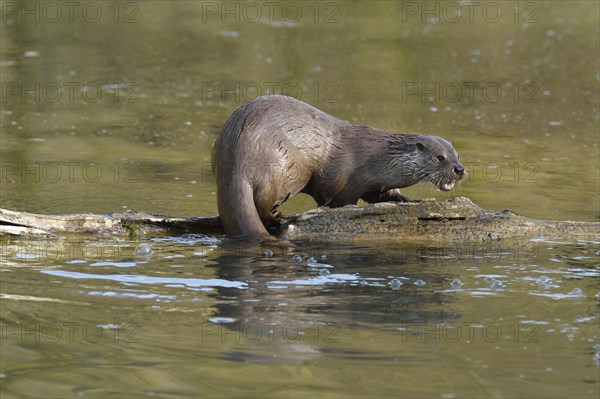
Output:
[
  {"xmin": 362, "ymin": 189, "xmax": 411, "ymax": 203},
  {"xmin": 386, "ymin": 189, "xmax": 412, "ymax": 202}
]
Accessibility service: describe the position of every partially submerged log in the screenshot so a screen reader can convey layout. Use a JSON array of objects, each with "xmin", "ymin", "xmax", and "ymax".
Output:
[
  {"xmin": 1, "ymin": 197, "xmax": 598, "ymax": 242},
  {"xmin": 0, "ymin": 207, "xmax": 222, "ymax": 237},
  {"xmin": 278, "ymin": 197, "xmax": 600, "ymax": 242}
]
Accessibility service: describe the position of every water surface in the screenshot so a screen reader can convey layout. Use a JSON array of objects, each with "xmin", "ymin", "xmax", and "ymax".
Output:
[{"xmin": 1, "ymin": 1, "xmax": 599, "ymax": 398}]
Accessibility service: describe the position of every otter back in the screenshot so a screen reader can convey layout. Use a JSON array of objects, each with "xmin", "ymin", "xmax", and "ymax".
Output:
[{"xmin": 212, "ymin": 95, "xmax": 464, "ymax": 240}]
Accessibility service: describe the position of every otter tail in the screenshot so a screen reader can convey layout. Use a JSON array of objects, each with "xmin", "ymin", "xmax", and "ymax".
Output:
[{"xmin": 216, "ymin": 178, "xmax": 271, "ymax": 239}]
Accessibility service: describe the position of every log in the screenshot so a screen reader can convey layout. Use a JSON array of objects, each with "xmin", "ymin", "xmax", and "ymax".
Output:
[
  {"xmin": 1, "ymin": 197, "xmax": 598, "ymax": 242},
  {"xmin": 0, "ymin": 208, "xmax": 222, "ymax": 237},
  {"xmin": 277, "ymin": 197, "xmax": 600, "ymax": 242}
]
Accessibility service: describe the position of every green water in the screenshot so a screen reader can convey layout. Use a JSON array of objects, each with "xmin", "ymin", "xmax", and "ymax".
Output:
[{"xmin": 1, "ymin": 1, "xmax": 599, "ymax": 398}]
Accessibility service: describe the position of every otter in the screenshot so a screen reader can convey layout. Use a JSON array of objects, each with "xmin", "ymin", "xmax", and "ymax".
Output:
[{"xmin": 212, "ymin": 95, "xmax": 464, "ymax": 240}]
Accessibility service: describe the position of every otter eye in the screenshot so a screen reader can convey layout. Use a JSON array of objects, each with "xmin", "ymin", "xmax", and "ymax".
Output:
[{"xmin": 437, "ymin": 155, "xmax": 445, "ymax": 161}]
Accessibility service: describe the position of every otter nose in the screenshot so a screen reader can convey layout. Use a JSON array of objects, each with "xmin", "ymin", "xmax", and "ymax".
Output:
[{"xmin": 454, "ymin": 164, "xmax": 465, "ymax": 176}]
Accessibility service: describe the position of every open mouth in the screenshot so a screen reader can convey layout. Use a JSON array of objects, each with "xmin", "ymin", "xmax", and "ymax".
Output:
[{"xmin": 439, "ymin": 180, "xmax": 455, "ymax": 191}]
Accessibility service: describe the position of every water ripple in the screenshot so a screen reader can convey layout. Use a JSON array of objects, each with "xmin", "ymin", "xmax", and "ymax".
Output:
[{"xmin": 41, "ymin": 270, "xmax": 248, "ymax": 289}]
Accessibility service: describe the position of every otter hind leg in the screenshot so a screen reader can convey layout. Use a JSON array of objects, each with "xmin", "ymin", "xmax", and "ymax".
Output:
[
  {"xmin": 254, "ymin": 186, "xmax": 289, "ymax": 229},
  {"xmin": 361, "ymin": 189, "xmax": 411, "ymax": 203}
]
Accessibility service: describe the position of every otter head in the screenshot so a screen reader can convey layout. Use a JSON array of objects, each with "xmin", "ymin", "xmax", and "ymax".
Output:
[{"xmin": 413, "ymin": 135, "xmax": 464, "ymax": 191}]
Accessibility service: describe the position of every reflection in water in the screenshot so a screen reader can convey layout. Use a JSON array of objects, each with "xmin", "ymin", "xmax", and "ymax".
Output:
[{"xmin": 1, "ymin": 234, "xmax": 599, "ymax": 396}]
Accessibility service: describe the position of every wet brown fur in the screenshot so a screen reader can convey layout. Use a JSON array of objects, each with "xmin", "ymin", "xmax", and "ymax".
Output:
[{"xmin": 212, "ymin": 95, "xmax": 464, "ymax": 240}]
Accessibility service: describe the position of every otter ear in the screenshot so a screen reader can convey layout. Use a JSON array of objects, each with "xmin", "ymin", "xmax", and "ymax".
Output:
[{"xmin": 416, "ymin": 142, "xmax": 426, "ymax": 151}]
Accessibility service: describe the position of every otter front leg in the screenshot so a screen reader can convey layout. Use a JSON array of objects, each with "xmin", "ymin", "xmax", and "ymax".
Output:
[{"xmin": 361, "ymin": 189, "xmax": 411, "ymax": 203}]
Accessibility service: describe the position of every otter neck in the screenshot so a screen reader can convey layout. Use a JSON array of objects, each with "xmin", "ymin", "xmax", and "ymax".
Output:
[{"xmin": 338, "ymin": 125, "xmax": 419, "ymax": 191}]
